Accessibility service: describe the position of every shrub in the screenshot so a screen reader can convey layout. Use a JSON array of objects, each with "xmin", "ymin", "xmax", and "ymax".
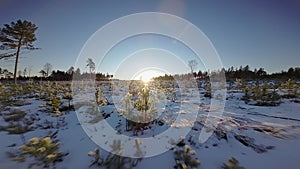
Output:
[
  {"xmin": 8, "ymin": 137, "xmax": 65, "ymax": 169},
  {"xmin": 51, "ymin": 97, "xmax": 61, "ymax": 116},
  {"xmin": 222, "ymin": 157, "xmax": 244, "ymax": 169},
  {"xmin": 279, "ymin": 79, "xmax": 299, "ymax": 98},
  {"xmin": 242, "ymin": 83, "xmax": 281, "ymax": 106},
  {"xmin": 173, "ymin": 145, "xmax": 200, "ymax": 169}
]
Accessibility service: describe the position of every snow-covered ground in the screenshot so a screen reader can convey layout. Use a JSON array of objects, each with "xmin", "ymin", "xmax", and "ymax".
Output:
[{"xmin": 1, "ymin": 82, "xmax": 300, "ymax": 169}]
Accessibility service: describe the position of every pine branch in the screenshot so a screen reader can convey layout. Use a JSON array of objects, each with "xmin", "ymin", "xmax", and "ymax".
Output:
[
  {"xmin": 0, "ymin": 52, "xmax": 16, "ymax": 59},
  {"xmin": 24, "ymin": 46, "xmax": 41, "ymax": 50}
]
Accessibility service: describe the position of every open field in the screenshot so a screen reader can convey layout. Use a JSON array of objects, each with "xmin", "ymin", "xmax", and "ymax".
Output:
[{"xmin": 0, "ymin": 79, "xmax": 299, "ymax": 169}]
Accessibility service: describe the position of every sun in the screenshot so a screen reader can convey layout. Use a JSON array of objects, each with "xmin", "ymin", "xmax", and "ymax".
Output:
[
  {"xmin": 139, "ymin": 71, "xmax": 156, "ymax": 83},
  {"xmin": 140, "ymin": 73, "xmax": 153, "ymax": 83},
  {"xmin": 134, "ymin": 69, "xmax": 164, "ymax": 83}
]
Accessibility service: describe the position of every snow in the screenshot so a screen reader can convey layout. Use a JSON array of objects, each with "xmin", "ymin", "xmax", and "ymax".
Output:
[{"xmin": 1, "ymin": 82, "xmax": 300, "ymax": 169}]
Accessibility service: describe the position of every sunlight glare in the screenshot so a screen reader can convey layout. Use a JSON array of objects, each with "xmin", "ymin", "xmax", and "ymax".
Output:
[{"xmin": 134, "ymin": 69, "xmax": 164, "ymax": 83}]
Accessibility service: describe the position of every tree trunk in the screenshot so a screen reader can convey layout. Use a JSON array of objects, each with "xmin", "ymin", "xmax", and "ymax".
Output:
[{"xmin": 14, "ymin": 39, "xmax": 22, "ymax": 84}]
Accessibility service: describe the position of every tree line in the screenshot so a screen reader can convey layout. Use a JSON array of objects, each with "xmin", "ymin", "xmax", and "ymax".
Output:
[
  {"xmin": 0, "ymin": 65, "xmax": 113, "ymax": 81},
  {"xmin": 154, "ymin": 65, "xmax": 300, "ymax": 81},
  {"xmin": 223, "ymin": 65, "xmax": 300, "ymax": 81}
]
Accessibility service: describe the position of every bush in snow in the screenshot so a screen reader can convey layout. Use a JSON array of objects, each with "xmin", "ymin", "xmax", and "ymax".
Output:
[
  {"xmin": 51, "ymin": 97, "xmax": 61, "ymax": 116},
  {"xmin": 1, "ymin": 108, "xmax": 33, "ymax": 143},
  {"xmin": 95, "ymin": 88, "xmax": 107, "ymax": 106},
  {"xmin": 119, "ymin": 84, "xmax": 159, "ymax": 135},
  {"xmin": 7, "ymin": 137, "xmax": 65, "ymax": 169},
  {"xmin": 279, "ymin": 79, "xmax": 299, "ymax": 98},
  {"xmin": 173, "ymin": 144, "xmax": 200, "ymax": 169},
  {"xmin": 242, "ymin": 83, "xmax": 281, "ymax": 106},
  {"xmin": 222, "ymin": 157, "xmax": 244, "ymax": 169}
]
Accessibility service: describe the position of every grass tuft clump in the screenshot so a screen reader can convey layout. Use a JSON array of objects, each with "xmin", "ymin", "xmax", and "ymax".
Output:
[{"xmin": 7, "ymin": 137, "xmax": 65, "ymax": 169}]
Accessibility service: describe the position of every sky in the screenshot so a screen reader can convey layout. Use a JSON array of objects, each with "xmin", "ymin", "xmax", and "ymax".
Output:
[{"xmin": 0, "ymin": 0, "xmax": 300, "ymax": 79}]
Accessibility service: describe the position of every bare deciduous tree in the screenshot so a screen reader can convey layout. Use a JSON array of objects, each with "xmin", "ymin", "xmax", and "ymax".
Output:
[
  {"xmin": 23, "ymin": 68, "xmax": 27, "ymax": 77},
  {"xmin": 43, "ymin": 63, "xmax": 52, "ymax": 77},
  {"xmin": 188, "ymin": 59, "xmax": 198, "ymax": 75},
  {"xmin": 28, "ymin": 65, "xmax": 33, "ymax": 77}
]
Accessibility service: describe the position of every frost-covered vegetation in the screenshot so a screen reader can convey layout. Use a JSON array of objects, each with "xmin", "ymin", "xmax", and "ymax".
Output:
[{"xmin": 0, "ymin": 77, "xmax": 299, "ymax": 169}]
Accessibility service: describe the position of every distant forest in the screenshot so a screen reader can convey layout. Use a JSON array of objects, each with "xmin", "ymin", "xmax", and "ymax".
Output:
[
  {"xmin": 0, "ymin": 67, "xmax": 113, "ymax": 81},
  {"xmin": 154, "ymin": 65, "xmax": 300, "ymax": 81},
  {"xmin": 0, "ymin": 65, "xmax": 299, "ymax": 81}
]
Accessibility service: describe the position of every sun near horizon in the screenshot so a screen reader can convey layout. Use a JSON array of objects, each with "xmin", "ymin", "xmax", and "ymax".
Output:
[{"xmin": 133, "ymin": 69, "xmax": 165, "ymax": 83}]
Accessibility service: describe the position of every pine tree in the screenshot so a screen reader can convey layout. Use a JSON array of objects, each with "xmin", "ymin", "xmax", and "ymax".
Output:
[{"xmin": 0, "ymin": 20, "xmax": 38, "ymax": 84}]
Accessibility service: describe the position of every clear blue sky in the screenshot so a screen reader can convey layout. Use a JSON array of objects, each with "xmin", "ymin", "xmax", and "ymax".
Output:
[{"xmin": 0, "ymin": 0, "xmax": 300, "ymax": 78}]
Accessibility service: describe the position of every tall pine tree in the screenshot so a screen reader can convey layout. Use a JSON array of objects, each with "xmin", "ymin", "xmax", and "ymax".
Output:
[{"xmin": 0, "ymin": 20, "xmax": 38, "ymax": 84}]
